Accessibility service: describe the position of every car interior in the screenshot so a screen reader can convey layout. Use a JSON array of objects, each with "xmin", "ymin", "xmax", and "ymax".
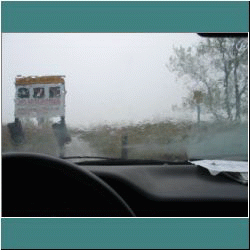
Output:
[
  {"xmin": 2, "ymin": 33, "xmax": 248, "ymax": 218},
  {"xmin": 2, "ymin": 152, "xmax": 248, "ymax": 217}
]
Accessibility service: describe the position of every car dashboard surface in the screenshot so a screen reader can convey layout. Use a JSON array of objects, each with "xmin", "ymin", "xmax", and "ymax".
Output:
[
  {"xmin": 2, "ymin": 153, "xmax": 248, "ymax": 217},
  {"xmin": 83, "ymin": 163, "xmax": 248, "ymax": 217}
]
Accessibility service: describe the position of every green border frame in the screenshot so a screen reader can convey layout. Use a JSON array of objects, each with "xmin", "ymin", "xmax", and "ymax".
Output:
[
  {"xmin": 1, "ymin": 1, "xmax": 249, "ymax": 32},
  {"xmin": 1, "ymin": 1, "xmax": 249, "ymax": 249},
  {"xmin": 1, "ymin": 218, "xmax": 249, "ymax": 249}
]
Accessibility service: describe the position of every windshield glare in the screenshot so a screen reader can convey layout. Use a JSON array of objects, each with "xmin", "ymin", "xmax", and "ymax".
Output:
[{"xmin": 2, "ymin": 33, "xmax": 248, "ymax": 162}]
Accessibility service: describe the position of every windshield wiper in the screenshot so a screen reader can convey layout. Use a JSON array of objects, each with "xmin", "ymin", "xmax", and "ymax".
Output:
[
  {"xmin": 62, "ymin": 155, "xmax": 117, "ymax": 160},
  {"xmin": 62, "ymin": 156, "xmax": 192, "ymax": 166}
]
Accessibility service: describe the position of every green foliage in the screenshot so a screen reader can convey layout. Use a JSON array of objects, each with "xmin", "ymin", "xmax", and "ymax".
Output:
[
  {"xmin": 78, "ymin": 121, "xmax": 193, "ymax": 160},
  {"xmin": 3, "ymin": 120, "xmax": 246, "ymax": 161},
  {"xmin": 79, "ymin": 126, "xmax": 122, "ymax": 157},
  {"xmin": 2, "ymin": 122, "xmax": 58, "ymax": 156},
  {"xmin": 1, "ymin": 125, "xmax": 13, "ymax": 151},
  {"xmin": 168, "ymin": 37, "xmax": 248, "ymax": 121}
]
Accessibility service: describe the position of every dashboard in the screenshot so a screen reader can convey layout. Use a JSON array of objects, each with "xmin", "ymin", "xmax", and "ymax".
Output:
[
  {"xmin": 2, "ymin": 153, "xmax": 248, "ymax": 217},
  {"xmin": 84, "ymin": 163, "xmax": 248, "ymax": 217}
]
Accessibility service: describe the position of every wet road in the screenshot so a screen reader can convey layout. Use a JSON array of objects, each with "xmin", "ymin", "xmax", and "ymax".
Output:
[{"xmin": 64, "ymin": 136, "xmax": 101, "ymax": 158}]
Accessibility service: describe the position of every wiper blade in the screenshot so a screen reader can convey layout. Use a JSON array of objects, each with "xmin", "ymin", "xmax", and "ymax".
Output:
[
  {"xmin": 62, "ymin": 156, "xmax": 192, "ymax": 166},
  {"xmin": 62, "ymin": 155, "xmax": 117, "ymax": 160}
]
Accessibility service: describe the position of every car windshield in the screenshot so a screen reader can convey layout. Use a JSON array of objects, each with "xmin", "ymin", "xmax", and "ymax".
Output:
[{"xmin": 1, "ymin": 33, "xmax": 248, "ymax": 164}]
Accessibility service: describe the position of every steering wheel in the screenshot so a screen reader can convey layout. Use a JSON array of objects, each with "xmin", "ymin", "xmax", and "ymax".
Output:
[{"xmin": 2, "ymin": 152, "xmax": 135, "ymax": 217}]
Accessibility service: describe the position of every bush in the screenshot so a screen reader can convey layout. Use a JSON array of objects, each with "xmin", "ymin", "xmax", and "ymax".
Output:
[
  {"xmin": 77, "ymin": 121, "xmax": 193, "ymax": 160},
  {"xmin": 2, "ymin": 122, "xmax": 59, "ymax": 156}
]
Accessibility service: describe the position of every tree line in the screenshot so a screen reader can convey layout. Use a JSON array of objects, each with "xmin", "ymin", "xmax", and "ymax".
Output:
[{"xmin": 167, "ymin": 37, "xmax": 248, "ymax": 121}]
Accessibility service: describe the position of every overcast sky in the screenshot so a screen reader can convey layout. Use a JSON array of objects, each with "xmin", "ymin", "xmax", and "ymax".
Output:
[{"xmin": 2, "ymin": 33, "xmax": 202, "ymax": 127}]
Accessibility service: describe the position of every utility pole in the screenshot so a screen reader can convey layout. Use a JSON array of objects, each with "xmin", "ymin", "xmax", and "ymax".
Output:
[
  {"xmin": 121, "ymin": 127, "xmax": 128, "ymax": 159},
  {"xmin": 197, "ymin": 103, "xmax": 201, "ymax": 124},
  {"xmin": 193, "ymin": 90, "xmax": 203, "ymax": 125}
]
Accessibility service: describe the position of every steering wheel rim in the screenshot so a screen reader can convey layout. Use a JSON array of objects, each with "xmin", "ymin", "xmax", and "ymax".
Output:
[{"xmin": 2, "ymin": 152, "xmax": 135, "ymax": 217}]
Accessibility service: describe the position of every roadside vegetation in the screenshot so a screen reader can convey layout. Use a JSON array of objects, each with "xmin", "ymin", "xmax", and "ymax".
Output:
[
  {"xmin": 2, "ymin": 121, "xmax": 58, "ymax": 156},
  {"xmin": 75, "ymin": 120, "xmax": 192, "ymax": 160},
  {"xmin": 2, "ymin": 119, "xmax": 247, "ymax": 161},
  {"xmin": 70, "ymin": 119, "xmax": 248, "ymax": 161}
]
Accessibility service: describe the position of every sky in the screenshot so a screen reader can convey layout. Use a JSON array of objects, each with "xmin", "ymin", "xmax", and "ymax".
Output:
[{"xmin": 1, "ymin": 33, "xmax": 203, "ymax": 127}]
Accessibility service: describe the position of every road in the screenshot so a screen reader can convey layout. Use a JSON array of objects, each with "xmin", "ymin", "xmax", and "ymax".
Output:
[{"xmin": 64, "ymin": 136, "xmax": 101, "ymax": 158}]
